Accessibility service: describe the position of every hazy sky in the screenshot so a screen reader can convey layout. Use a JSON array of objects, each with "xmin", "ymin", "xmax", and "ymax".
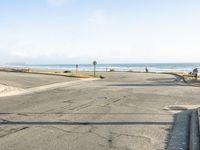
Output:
[{"xmin": 1, "ymin": 0, "xmax": 200, "ymax": 64}]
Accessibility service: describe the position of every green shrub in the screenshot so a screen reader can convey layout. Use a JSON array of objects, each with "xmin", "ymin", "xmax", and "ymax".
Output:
[
  {"xmin": 63, "ymin": 70, "xmax": 71, "ymax": 73},
  {"xmin": 99, "ymin": 75, "xmax": 105, "ymax": 79},
  {"xmin": 110, "ymin": 69, "xmax": 115, "ymax": 72}
]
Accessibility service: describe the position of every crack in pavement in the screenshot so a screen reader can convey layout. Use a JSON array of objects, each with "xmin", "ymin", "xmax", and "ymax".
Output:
[
  {"xmin": 0, "ymin": 119, "xmax": 10, "ymax": 122},
  {"xmin": 68, "ymin": 101, "xmax": 94, "ymax": 111},
  {"xmin": 99, "ymin": 131, "xmax": 152, "ymax": 150},
  {"xmin": 115, "ymin": 133, "xmax": 152, "ymax": 143},
  {"xmin": 48, "ymin": 126, "xmax": 108, "ymax": 141},
  {"xmin": 0, "ymin": 127, "xmax": 29, "ymax": 138},
  {"xmin": 101, "ymin": 98, "xmax": 123, "ymax": 107}
]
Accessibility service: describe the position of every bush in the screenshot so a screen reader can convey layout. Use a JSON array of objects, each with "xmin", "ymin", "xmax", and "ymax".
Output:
[
  {"xmin": 110, "ymin": 69, "xmax": 115, "ymax": 72},
  {"xmin": 63, "ymin": 70, "xmax": 71, "ymax": 73},
  {"xmin": 99, "ymin": 75, "xmax": 105, "ymax": 79}
]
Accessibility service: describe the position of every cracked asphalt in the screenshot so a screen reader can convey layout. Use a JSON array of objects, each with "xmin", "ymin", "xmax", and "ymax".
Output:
[{"xmin": 0, "ymin": 71, "xmax": 200, "ymax": 150}]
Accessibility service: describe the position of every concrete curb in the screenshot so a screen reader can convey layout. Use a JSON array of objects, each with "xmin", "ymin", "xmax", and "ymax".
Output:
[
  {"xmin": 167, "ymin": 109, "xmax": 200, "ymax": 150},
  {"xmin": 167, "ymin": 110, "xmax": 191, "ymax": 150},
  {"xmin": 0, "ymin": 70, "xmax": 100, "ymax": 79},
  {"xmin": 189, "ymin": 110, "xmax": 200, "ymax": 150}
]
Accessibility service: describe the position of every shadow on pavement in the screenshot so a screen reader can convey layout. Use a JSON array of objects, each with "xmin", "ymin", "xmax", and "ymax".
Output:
[
  {"xmin": 0, "ymin": 121, "xmax": 173, "ymax": 126},
  {"xmin": 107, "ymin": 83, "xmax": 183, "ymax": 87},
  {"xmin": 0, "ymin": 112, "xmax": 173, "ymax": 115}
]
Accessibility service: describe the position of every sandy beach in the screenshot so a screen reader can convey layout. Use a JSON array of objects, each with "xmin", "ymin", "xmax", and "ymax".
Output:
[
  {"xmin": 0, "ymin": 84, "xmax": 23, "ymax": 97},
  {"xmin": 0, "ymin": 70, "xmax": 200, "ymax": 150}
]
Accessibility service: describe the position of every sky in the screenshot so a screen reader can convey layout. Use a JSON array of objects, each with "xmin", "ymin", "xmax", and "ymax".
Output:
[{"xmin": 0, "ymin": 0, "xmax": 200, "ymax": 64}]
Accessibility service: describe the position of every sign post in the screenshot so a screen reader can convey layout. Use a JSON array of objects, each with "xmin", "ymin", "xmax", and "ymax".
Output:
[
  {"xmin": 76, "ymin": 64, "xmax": 78, "ymax": 74},
  {"xmin": 93, "ymin": 61, "xmax": 97, "ymax": 77}
]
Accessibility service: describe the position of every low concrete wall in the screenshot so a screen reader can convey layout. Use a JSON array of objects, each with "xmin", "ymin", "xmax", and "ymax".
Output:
[
  {"xmin": 167, "ymin": 110, "xmax": 191, "ymax": 150},
  {"xmin": 189, "ymin": 110, "xmax": 200, "ymax": 150},
  {"xmin": 167, "ymin": 109, "xmax": 200, "ymax": 150}
]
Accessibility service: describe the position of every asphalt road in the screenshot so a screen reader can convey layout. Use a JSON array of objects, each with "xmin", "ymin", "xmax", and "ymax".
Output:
[{"xmin": 0, "ymin": 72, "xmax": 200, "ymax": 150}]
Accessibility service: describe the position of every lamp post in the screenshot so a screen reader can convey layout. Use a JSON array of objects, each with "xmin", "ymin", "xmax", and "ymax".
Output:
[{"xmin": 93, "ymin": 61, "xmax": 97, "ymax": 77}]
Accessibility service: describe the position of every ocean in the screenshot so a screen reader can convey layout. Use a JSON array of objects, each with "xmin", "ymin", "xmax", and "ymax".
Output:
[{"xmin": 7, "ymin": 63, "xmax": 200, "ymax": 72}]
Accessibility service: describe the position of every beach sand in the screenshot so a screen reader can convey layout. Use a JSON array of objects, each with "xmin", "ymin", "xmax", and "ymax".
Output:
[{"xmin": 0, "ymin": 84, "xmax": 24, "ymax": 97}]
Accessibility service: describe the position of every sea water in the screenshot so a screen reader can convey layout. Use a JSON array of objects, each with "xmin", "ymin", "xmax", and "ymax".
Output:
[{"xmin": 7, "ymin": 63, "xmax": 200, "ymax": 72}]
